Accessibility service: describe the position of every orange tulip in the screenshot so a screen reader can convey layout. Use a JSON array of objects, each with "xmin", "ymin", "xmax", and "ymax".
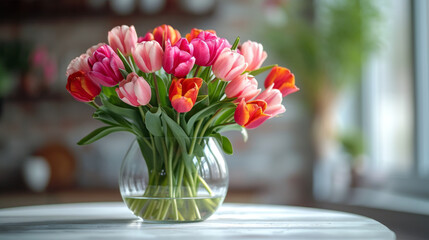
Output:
[
  {"xmin": 66, "ymin": 71, "xmax": 101, "ymax": 102},
  {"xmin": 153, "ymin": 24, "xmax": 181, "ymax": 49},
  {"xmin": 264, "ymin": 66, "xmax": 299, "ymax": 97},
  {"xmin": 169, "ymin": 77, "xmax": 203, "ymax": 113},
  {"xmin": 185, "ymin": 28, "xmax": 216, "ymax": 42},
  {"xmin": 234, "ymin": 98, "xmax": 271, "ymax": 129}
]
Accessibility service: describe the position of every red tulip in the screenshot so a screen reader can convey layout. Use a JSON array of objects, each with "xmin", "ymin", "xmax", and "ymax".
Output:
[
  {"xmin": 66, "ymin": 71, "xmax": 101, "ymax": 102},
  {"xmin": 264, "ymin": 66, "xmax": 299, "ymax": 97},
  {"xmin": 234, "ymin": 98, "xmax": 270, "ymax": 129},
  {"xmin": 152, "ymin": 24, "xmax": 181, "ymax": 49},
  {"xmin": 168, "ymin": 77, "xmax": 203, "ymax": 113}
]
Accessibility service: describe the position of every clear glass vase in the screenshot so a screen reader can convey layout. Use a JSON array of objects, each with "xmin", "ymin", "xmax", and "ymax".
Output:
[{"xmin": 119, "ymin": 137, "xmax": 229, "ymax": 223}]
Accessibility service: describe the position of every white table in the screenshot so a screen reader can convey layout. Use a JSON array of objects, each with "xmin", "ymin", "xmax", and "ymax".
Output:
[{"xmin": 0, "ymin": 202, "xmax": 395, "ymax": 240}]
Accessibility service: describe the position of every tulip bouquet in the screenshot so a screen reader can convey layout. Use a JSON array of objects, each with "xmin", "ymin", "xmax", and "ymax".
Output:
[{"xmin": 66, "ymin": 24, "xmax": 298, "ymax": 221}]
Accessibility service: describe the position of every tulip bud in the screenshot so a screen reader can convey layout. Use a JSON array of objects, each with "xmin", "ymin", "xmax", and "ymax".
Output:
[
  {"xmin": 225, "ymin": 73, "xmax": 260, "ymax": 101},
  {"xmin": 169, "ymin": 77, "xmax": 203, "ymax": 113},
  {"xmin": 186, "ymin": 28, "xmax": 216, "ymax": 42},
  {"xmin": 133, "ymin": 40, "xmax": 164, "ymax": 73},
  {"xmin": 152, "ymin": 24, "xmax": 181, "ymax": 49},
  {"xmin": 66, "ymin": 71, "xmax": 101, "ymax": 102},
  {"xmin": 190, "ymin": 31, "xmax": 230, "ymax": 67},
  {"xmin": 86, "ymin": 43, "xmax": 105, "ymax": 56},
  {"xmin": 264, "ymin": 66, "xmax": 299, "ymax": 97},
  {"xmin": 163, "ymin": 38, "xmax": 195, "ymax": 78},
  {"xmin": 240, "ymin": 40, "xmax": 267, "ymax": 71},
  {"xmin": 116, "ymin": 73, "xmax": 152, "ymax": 107},
  {"xmin": 234, "ymin": 98, "xmax": 270, "ymax": 129},
  {"xmin": 212, "ymin": 48, "xmax": 248, "ymax": 81},
  {"xmin": 88, "ymin": 45, "xmax": 125, "ymax": 87},
  {"xmin": 108, "ymin": 25, "xmax": 138, "ymax": 56},
  {"xmin": 256, "ymin": 84, "xmax": 286, "ymax": 116},
  {"xmin": 138, "ymin": 32, "xmax": 154, "ymax": 43},
  {"xmin": 66, "ymin": 54, "xmax": 91, "ymax": 77}
]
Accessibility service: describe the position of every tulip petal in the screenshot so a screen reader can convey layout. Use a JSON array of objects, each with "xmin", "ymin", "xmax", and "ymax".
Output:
[
  {"xmin": 171, "ymin": 97, "xmax": 194, "ymax": 113},
  {"xmin": 234, "ymin": 98, "xmax": 250, "ymax": 126}
]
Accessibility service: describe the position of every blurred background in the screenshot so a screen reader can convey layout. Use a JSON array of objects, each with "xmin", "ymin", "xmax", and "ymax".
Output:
[{"xmin": 0, "ymin": 0, "xmax": 428, "ymax": 238}]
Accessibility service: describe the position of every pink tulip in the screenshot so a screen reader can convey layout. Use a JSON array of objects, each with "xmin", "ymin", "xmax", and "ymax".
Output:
[
  {"xmin": 212, "ymin": 48, "xmax": 248, "ymax": 81},
  {"xmin": 138, "ymin": 32, "xmax": 154, "ymax": 43},
  {"xmin": 256, "ymin": 84, "xmax": 286, "ymax": 116},
  {"xmin": 240, "ymin": 40, "xmax": 267, "ymax": 71},
  {"xmin": 86, "ymin": 43, "xmax": 105, "ymax": 56},
  {"xmin": 190, "ymin": 31, "xmax": 230, "ymax": 66},
  {"xmin": 108, "ymin": 25, "xmax": 138, "ymax": 56},
  {"xmin": 116, "ymin": 72, "xmax": 152, "ymax": 107},
  {"xmin": 133, "ymin": 40, "xmax": 163, "ymax": 73},
  {"xmin": 163, "ymin": 38, "xmax": 195, "ymax": 78},
  {"xmin": 88, "ymin": 44, "xmax": 125, "ymax": 87},
  {"xmin": 225, "ymin": 73, "xmax": 260, "ymax": 101},
  {"xmin": 66, "ymin": 54, "xmax": 91, "ymax": 77}
]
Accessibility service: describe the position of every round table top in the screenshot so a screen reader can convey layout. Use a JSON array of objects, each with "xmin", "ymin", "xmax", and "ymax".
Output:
[{"xmin": 0, "ymin": 202, "xmax": 395, "ymax": 240}]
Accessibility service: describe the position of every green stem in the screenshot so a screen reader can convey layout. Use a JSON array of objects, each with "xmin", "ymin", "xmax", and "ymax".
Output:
[
  {"xmin": 197, "ymin": 175, "xmax": 213, "ymax": 196},
  {"xmin": 128, "ymin": 56, "xmax": 136, "ymax": 72},
  {"xmin": 138, "ymin": 106, "xmax": 145, "ymax": 121},
  {"xmin": 88, "ymin": 101, "xmax": 99, "ymax": 109},
  {"xmin": 168, "ymin": 139, "xmax": 179, "ymax": 220},
  {"xmin": 152, "ymin": 72, "xmax": 161, "ymax": 106},
  {"xmin": 188, "ymin": 119, "xmax": 204, "ymax": 155},
  {"xmin": 198, "ymin": 110, "xmax": 222, "ymax": 142},
  {"xmin": 176, "ymin": 160, "xmax": 185, "ymax": 198},
  {"xmin": 193, "ymin": 65, "xmax": 201, "ymax": 78},
  {"xmin": 176, "ymin": 112, "xmax": 180, "ymax": 125}
]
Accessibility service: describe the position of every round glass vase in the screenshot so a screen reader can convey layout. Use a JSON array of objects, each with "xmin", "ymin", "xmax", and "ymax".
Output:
[{"xmin": 119, "ymin": 137, "xmax": 229, "ymax": 223}]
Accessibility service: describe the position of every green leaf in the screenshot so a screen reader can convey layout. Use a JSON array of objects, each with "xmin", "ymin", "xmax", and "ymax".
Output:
[
  {"xmin": 77, "ymin": 126, "xmax": 129, "ymax": 145},
  {"xmin": 231, "ymin": 36, "xmax": 240, "ymax": 50},
  {"xmin": 210, "ymin": 133, "xmax": 233, "ymax": 155},
  {"xmin": 240, "ymin": 127, "xmax": 248, "ymax": 142},
  {"xmin": 200, "ymin": 66, "xmax": 212, "ymax": 82},
  {"xmin": 161, "ymin": 110, "xmax": 190, "ymax": 154},
  {"xmin": 186, "ymin": 102, "xmax": 235, "ymax": 134},
  {"xmin": 119, "ymin": 68, "xmax": 129, "ymax": 79},
  {"xmin": 248, "ymin": 64, "xmax": 277, "ymax": 76},
  {"xmin": 93, "ymin": 107, "xmax": 131, "ymax": 128},
  {"xmin": 208, "ymin": 78, "xmax": 219, "ymax": 102},
  {"xmin": 221, "ymin": 136, "xmax": 233, "ymax": 155},
  {"xmin": 180, "ymin": 113, "xmax": 188, "ymax": 132},
  {"xmin": 145, "ymin": 108, "xmax": 163, "ymax": 136},
  {"xmin": 117, "ymin": 49, "xmax": 133, "ymax": 73},
  {"xmin": 100, "ymin": 95, "xmax": 139, "ymax": 120},
  {"xmin": 185, "ymin": 95, "xmax": 209, "ymax": 122},
  {"xmin": 214, "ymin": 108, "xmax": 236, "ymax": 125},
  {"xmin": 101, "ymin": 86, "xmax": 117, "ymax": 98},
  {"xmin": 154, "ymin": 73, "xmax": 169, "ymax": 107},
  {"xmin": 209, "ymin": 123, "xmax": 247, "ymax": 142}
]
